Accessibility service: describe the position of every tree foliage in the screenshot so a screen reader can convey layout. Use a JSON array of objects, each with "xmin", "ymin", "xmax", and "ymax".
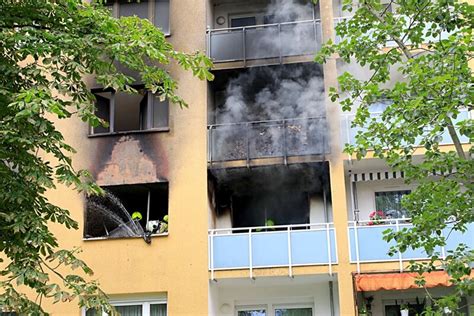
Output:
[
  {"xmin": 0, "ymin": 0, "xmax": 212, "ymax": 314},
  {"xmin": 316, "ymin": 0, "xmax": 473, "ymax": 313}
]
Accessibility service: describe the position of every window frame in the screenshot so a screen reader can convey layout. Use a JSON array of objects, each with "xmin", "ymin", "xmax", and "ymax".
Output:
[
  {"xmin": 235, "ymin": 305, "xmax": 268, "ymax": 316},
  {"xmin": 89, "ymin": 86, "xmax": 170, "ymax": 137},
  {"xmin": 273, "ymin": 303, "xmax": 314, "ymax": 316},
  {"xmin": 83, "ymin": 298, "xmax": 167, "ymax": 316},
  {"xmin": 83, "ymin": 182, "xmax": 169, "ymax": 240},
  {"xmin": 105, "ymin": 0, "xmax": 171, "ymax": 36},
  {"xmin": 374, "ymin": 189, "xmax": 411, "ymax": 219}
]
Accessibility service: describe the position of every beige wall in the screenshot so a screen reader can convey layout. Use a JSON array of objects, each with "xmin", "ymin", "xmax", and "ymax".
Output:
[{"xmin": 42, "ymin": 0, "xmax": 210, "ymax": 315}]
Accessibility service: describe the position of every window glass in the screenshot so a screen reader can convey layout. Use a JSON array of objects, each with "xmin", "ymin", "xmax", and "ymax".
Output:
[
  {"xmin": 152, "ymin": 97, "xmax": 169, "ymax": 128},
  {"xmin": 150, "ymin": 304, "xmax": 167, "ymax": 316},
  {"xmin": 275, "ymin": 307, "xmax": 312, "ymax": 316},
  {"xmin": 375, "ymin": 190, "xmax": 411, "ymax": 219},
  {"xmin": 237, "ymin": 310, "xmax": 266, "ymax": 316},
  {"xmin": 154, "ymin": 0, "xmax": 170, "ymax": 34},
  {"xmin": 119, "ymin": 0, "xmax": 148, "ymax": 19},
  {"xmin": 231, "ymin": 17, "xmax": 257, "ymax": 28},
  {"xmin": 115, "ymin": 305, "xmax": 142, "ymax": 316},
  {"xmin": 85, "ymin": 309, "xmax": 99, "ymax": 316}
]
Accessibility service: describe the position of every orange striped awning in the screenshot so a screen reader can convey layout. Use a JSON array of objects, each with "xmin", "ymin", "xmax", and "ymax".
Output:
[{"xmin": 354, "ymin": 270, "xmax": 474, "ymax": 292}]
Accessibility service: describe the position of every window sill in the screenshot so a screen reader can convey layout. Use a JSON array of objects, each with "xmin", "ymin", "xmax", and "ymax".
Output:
[
  {"xmin": 88, "ymin": 127, "xmax": 170, "ymax": 138},
  {"xmin": 83, "ymin": 232, "xmax": 169, "ymax": 241}
]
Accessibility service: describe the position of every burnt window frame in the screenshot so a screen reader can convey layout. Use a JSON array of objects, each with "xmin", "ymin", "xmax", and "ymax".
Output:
[
  {"xmin": 84, "ymin": 182, "xmax": 169, "ymax": 240},
  {"xmin": 104, "ymin": 0, "xmax": 171, "ymax": 36},
  {"xmin": 89, "ymin": 85, "xmax": 170, "ymax": 136}
]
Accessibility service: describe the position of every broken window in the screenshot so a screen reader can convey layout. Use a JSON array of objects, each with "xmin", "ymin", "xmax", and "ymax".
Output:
[
  {"xmin": 85, "ymin": 182, "xmax": 169, "ymax": 239},
  {"xmin": 91, "ymin": 87, "xmax": 169, "ymax": 135},
  {"xmin": 105, "ymin": 0, "xmax": 170, "ymax": 35}
]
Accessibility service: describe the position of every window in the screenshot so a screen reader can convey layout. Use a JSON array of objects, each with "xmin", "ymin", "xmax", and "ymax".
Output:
[
  {"xmin": 237, "ymin": 306, "xmax": 266, "ymax": 316},
  {"xmin": 230, "ymin": 16, "xmax": 257, "ymax": 28},
  {"xmin": 86, "ymin": 301, "xmax": 166, "ymax": 316},
  {"xmin": 375, "ymin": 190, "xmax": 411, "ymax": 219},
  {"xmin": 275, "ymin": 307, "xmax": 312, "ymax": 316},
  {"xmin": 92, "ymin": 87, "xmax": 169, "ymax": 135},
  {"xmin": 105, "ymin": 0, "xmax": 170, "ymax": 35},
  {"xmin": 85, "ymin": 182, "xmax": 169, "ymax": 239}
]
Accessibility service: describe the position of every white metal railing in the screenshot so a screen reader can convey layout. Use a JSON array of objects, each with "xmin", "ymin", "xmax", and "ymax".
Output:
[
  {"xmin": 209, "ymin": 222, "xmax": 337, "ymax": 280},
  {"xmin": 207, "ymin": 19, "xmax": 322, "ymax": 66},
  {"xmin": 333, "ymin": 14, "xmax": 451, "ymax": 45},
  {"xmin": 347, "ymin": 218, "xmax": 466, "ymax": 273},
  {"xmin": 342, "ymin": 109, "xmax": 471, "ymax": 147}
]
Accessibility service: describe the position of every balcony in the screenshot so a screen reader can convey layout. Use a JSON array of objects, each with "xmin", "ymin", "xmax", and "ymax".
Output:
[
  {"xmin": 342, "ymin": 109, "xmax": 471, "ymax": 147},
  {"xmin": 348, "ymin": 219, "xmax": 474, "ymax": 266},
  {"xmin": 207, "ymin": 19, "xmax": 322, "ymax": 67},
  {"xmin": 333, "ymin": 15, "xmax": 450, "ymax": 46},
  {"xmin": 208, "ymin": 117, "xmax": 327, "ymax": 166},
  {"xmin": 209, "ymin": 223, "xmax": 337, "ymax": 277}
]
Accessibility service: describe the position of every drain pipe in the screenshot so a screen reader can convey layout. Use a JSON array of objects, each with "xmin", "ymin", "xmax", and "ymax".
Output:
[
  {"xmin": 329, "ymin": 281, "xmax": 335, "ymax": 316},
  {"xmin": 323, "ymin": 185, "xmax": 328, "ymax": 223}
]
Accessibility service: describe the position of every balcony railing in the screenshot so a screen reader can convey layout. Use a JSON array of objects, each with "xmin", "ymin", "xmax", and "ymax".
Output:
[
  {"xmin": 209, "ymin": 223, "xmax": 337, "ymax": 279},
  {"xmin": 207, "ymin": 19, "xmax": 322, "ymax": 65},
  {"xmin": 348, "ymin": 219, "xmax": 474, "ymax": 271},
  {"xmin": 333, "ymin": 15, "xmax": 450, "ymax": 45},
  {"xmin": 342, "ymin": 109, "xmax": 471, "ymax": 146},
  {"xmin": 208, "ymin": 117, "xmax": 328, "ymax": 164}
]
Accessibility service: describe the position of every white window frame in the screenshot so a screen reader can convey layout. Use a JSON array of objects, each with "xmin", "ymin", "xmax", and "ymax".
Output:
[{"xmin": 82, "ymin": 298, "xmax": 167, "ymax": 316}]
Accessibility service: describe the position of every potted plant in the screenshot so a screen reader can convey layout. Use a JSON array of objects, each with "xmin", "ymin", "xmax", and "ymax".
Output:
[
  {"xmin": 400, "ymin": 303, "xmax": 409, "ymax": 316},
  {"xmin": 368, "ymin": 210, "xmax": 386, "ymax": 225}
]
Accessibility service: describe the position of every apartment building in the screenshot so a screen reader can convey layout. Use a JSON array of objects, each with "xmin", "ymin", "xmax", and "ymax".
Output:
[{"xmin": 38, "ymin": 0, "xmax": 473, "ymax": 315}]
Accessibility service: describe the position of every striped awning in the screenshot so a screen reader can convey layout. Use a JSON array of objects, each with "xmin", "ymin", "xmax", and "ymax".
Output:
[
  {"xmin": 350, "ymin": 170, "xmax": 404, "ymax": 182},
  {"xmin": 350, "ymin": 169, "xmax": 454, "ymax": 182}
]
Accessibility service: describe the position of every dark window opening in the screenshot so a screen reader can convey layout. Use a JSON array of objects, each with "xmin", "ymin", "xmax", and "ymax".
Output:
[
  {"xmin": 92, "ymin": 87, "xmax": 169, "ymax": 135},
  {"xmin": 210, "ymin": 162, "xmax": 330, "ymax": 231},
  {"xmin": 375, "ymin": 190, "xmax": 411, "ymax": 219},
  {"xmin": 232, "ymin": 191, "xmax": 309, "ymax": 228},
  {"xmin": 230, "ymin": 16, "xmax": 257, "ymax": 28},
  {"xmin": 85, "ymin": 182, "xmax": 169, "ymax": 239}
]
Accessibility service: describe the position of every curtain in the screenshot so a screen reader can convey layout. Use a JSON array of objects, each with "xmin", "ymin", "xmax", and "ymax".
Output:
[
  {"xmin": 150, "ymin": 304, "xmax": 167, "ymax": 316},
  {"xmin": 115, "ymin": 305, "xmax": 142, "ymax": 316}
]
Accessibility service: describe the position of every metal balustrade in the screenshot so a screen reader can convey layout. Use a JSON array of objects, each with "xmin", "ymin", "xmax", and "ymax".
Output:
[
  {"xmin": 207, "ymin": 19, "xmax": 322, "ymax": 65},
  {"xmin": 209, "ymin": 223, "xmax": 337, "ymax": 279},
  {"xmin": 333, "ymin": 15, "xmax": 450, "ymax": 45},
  {"xmin": 342, "ymin": 109, "xmax": 471, "ymax": 147},
  {"xmin": 348, "ymin": 219, "xmax": 474, "ymax": 272},
  {"xmin": 207, "ymin": 117, "xmax": 327, "ymax": 164}
]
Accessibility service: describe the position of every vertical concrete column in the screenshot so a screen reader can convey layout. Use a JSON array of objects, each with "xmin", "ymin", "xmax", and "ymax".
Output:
[{"xmin": 319, "ymin": 1, "xmax": 356, "ymax": 315}]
